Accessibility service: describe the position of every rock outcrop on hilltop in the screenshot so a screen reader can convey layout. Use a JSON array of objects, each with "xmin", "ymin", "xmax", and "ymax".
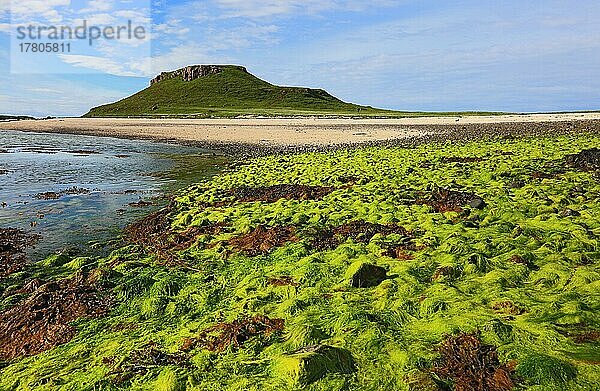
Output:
[{"xmin": 150, "ymin": 65, "xmax": 248, "ymax": 85}]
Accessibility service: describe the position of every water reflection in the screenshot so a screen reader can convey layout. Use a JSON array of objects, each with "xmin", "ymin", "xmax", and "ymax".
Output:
[{"xmin": 0, "ymin": 130, "xmax": 226, "ymax": 258}]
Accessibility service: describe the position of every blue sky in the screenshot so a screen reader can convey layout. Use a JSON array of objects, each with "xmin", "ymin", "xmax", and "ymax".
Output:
[{"xmin": 0, "ymin": 0, "xmax": 599, "ymax": 116}]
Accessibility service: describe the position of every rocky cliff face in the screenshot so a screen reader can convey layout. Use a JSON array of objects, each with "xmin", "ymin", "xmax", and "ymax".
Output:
[{"xmin": 150, "ymin": 65, "xmax": 247, "ymax": 85}]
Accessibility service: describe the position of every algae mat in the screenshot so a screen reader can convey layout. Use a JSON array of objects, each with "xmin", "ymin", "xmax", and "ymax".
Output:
[{"xmin": 1, "ymin": 133, "xmax": 599, "ymax": 390}]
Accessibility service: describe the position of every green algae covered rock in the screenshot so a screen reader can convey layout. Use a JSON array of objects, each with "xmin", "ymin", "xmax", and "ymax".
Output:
[
  {"xmin": 153, "ymin": 368, "xmax": 186, "ymax": 391},
  {"xmin": 516, "ymin": 354, "xmax": 577, "ymax": 385},
  {"xmin": 274, "ymin": 345, "xmax": 356, "ymax": 385}
]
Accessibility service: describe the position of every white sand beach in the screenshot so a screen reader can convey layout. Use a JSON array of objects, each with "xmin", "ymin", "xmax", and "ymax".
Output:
[{"xmin": 0, "ymin": 113, "xmax": 598, "ymax": 147}]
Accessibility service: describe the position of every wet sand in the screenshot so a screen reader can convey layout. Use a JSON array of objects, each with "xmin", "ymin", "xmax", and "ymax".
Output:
[{"xmin": 0, "ymin": 113, "xmax": 599, "ymax": 152}]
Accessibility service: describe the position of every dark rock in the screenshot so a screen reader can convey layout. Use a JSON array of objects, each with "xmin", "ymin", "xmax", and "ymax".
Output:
[
  {"xmin": 560, "ymin": 209, "xmax": 581, "ymax": 217},
  {"xmin": 464, "ymin": 220, "xmax": 479, "ymax": 228},
  {"xmin": 469, "ymin": 198, "xmax": 486, "ymax": 209},
  {"xmin": 507, "ymin": 180, "xmax": 525, "ymax": 189},
  {"xmin": 565, "ymin": 148, "xmax": 600, "ymax": 171},
  {"xmin": 347, "ymin": 262, "xmax": 387, "ymax": 288},
  {"xmin": 573, "ymin": 186, "xmax": 584, "ymax": 193}
]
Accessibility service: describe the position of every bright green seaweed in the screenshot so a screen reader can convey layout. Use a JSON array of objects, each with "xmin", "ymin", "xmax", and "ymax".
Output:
[{"xmin": 1, "ymin": 134, "xmax": 599, "ymax": 390}]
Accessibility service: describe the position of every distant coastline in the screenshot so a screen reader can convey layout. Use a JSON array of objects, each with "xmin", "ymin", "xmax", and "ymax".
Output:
[{"xmin": 0, "ymin": 115, "xmax": 36, "ymax": 122}]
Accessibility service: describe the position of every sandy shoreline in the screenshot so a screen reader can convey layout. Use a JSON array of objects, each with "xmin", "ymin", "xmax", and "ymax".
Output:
[{"xmin": 1, "ymin": 113, "xmax": 599, "ymax": 152}]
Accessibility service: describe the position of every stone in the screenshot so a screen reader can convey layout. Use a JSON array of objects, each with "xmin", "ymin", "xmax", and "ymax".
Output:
[
  {"xmin": 560, "ymin": 209, "xmax": 581, "ymax": 217},
  {"xmin": 274, "ymin": 345, "xmax": 355, "ymax": 386},
  {"xmin": 469, "ymin": 198, "xmax": 486, "ymax": 209},
  {"xmin": 150, "ymin": 65, "xmax": 248, "ymax": 85},
  {"xmin": 346, "ymin": 261, "xmax": 387, "ymax": 288},
  {"xmin": 507, "ymin": 180, "xmax": 525, "ymax": 189}
]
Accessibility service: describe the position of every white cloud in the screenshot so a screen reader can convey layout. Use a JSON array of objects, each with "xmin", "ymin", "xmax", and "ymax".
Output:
[
  {"xmin": 0, "ymin": 0, "xmax": 9, "ymax": 17},
  {"xmin": 78, "ymin": 13, "xmax": 115, "ymax": 25},
  {"xmin": 215, "ymin": 0, "xmax": 300, "ymax": 18},
  {"xmin": 11, "ymin": 0, "xmax": 71, "ymax": 23},
  {"xmin": 115, "ymin": 10, "xmax": 151, "ymax": 24},
  {"xmin": 80, "ymin": 0, "xmax": 112, "ymax": 13},
  {"xmin": 153, "ymin": 19, "xmax": 190, "ymax": 38},
  {"xmin": 59, "ymin": 54, "xmax": 141, "ymax": 76},
  {"xmin": 148, "ymin": 44, "xmax": 228, "ymax": 75},
  {"xmin": 25, "ymin": 87, "xmax": 63, "ymax": 93},
  {"xmin": 5, "ymin": 2, "xmax": 152, "ymax": 76},
  {"xmin": 212, "ymin": 0, "xmax": 395, "ymax": 19},
  {"xmin": 206, "ymin": 23, "xmax": 279, "ymax": 50}
]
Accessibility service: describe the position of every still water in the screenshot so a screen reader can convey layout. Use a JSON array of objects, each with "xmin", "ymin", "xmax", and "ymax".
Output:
[{"xmin": 0, "ymin": 130, "xmax": 227, "ymax": 258}]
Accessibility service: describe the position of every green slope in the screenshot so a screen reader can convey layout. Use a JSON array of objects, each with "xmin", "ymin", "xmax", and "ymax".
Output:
[{"xmin": 85, "ymin": 66, "xmax": 392, "ymax": 118}]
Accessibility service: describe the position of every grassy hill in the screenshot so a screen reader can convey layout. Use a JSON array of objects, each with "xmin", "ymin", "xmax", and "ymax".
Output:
[{"xmin": 84, "ymin": 65, "xmax": 502, "ymax": 118}]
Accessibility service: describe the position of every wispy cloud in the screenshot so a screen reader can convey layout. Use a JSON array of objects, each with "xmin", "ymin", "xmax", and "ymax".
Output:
[
  {"xmin": 80, "ymin": 0, "xmax": 113, "ymax": 13},
  {"xmin": 11, "ymin": 0, "xmax": 71, "ymax": 23},
  {"xmin": 211, "ymin": 0, "xmax": 396, "ymax": 19},
  {"xmin": 0, "ymin": 73, "xmax": 139, "ymax": 116},
  {"xmin": 25, "ymin": 87, "xmax": 64, "ymax": 94},
  {"xmin": 59, "ymin": 54, "xmax": 143, "ymax": 76},
  {"xmin": 148, "ymin": 44, "xmax": 229, "ymax": 74}
]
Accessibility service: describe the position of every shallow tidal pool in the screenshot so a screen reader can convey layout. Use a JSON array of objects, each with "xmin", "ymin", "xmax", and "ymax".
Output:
[{"xmin": 0, "ymin": 130, "xmax": 227, "ymax": 257}]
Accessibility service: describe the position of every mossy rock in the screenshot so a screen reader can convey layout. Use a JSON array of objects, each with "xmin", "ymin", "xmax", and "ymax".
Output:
[
  {"xmin": 274, "ymin": 345, "xmax": 356, "ymax": 386},
  {"xmin": 346, "ymin": 261, "xmax": 387, "ymax": 288},
  {"xmin": 516, "ymin": 354, "xmax": 577, "ymax": 385},
  {"xmin": 483, "ymin": 319, "xmax": 514, "ymax": 342}
]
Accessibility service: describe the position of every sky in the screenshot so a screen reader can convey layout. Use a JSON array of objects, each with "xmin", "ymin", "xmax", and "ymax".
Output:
[{"xmin": 0, "ymin": 0, "xmax": 599, "ymax": 117}]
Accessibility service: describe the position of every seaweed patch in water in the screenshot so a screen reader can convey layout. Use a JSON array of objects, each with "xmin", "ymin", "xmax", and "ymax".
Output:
[
  {"xmin": 65, "ymin": 149, "xmax": 101, "ymax": 155},
  {"xmin": 35, "ymin": 186, "xmax": 91, "ymax": 200},
  {"xmin": 128, "ymin": 200, "xmax": 153, "ymax": 208},
  {"xmin": 0, "ymin": 228, "xmax": 40, "ymax": 279}
]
